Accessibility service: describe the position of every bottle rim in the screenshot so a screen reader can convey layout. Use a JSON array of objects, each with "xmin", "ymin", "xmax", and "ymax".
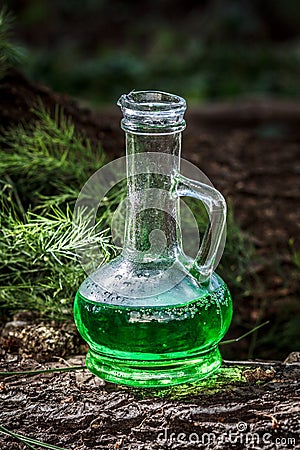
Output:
[
  {"xmin": 117, "ymin": 90, "xmax": 187, "ymax": 134},
  {"xmin": 118, "ymin": 90, "xmax": 186, "ymax": 112}
]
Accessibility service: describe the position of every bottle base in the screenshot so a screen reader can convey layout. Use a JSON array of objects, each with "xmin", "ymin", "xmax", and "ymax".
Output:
[{"xmin": 86, "ymin": 346, "xmax": 222, "ymax": 387}]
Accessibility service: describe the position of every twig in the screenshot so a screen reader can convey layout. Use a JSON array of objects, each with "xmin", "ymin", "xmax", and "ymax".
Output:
[
  {"xmin": 220, "ymin": 321, "xmax": 269, "ymax": 345},
  {"xmin": 0, "ymin": 365, "xmax": 86, "ymax": 377},
  {"xmin": 5, "ymin": 174, "xmax": 25, "ymax": 214},
  {"xmin": 52, "ymin": 356, "xmax": 72, "ymax": 367},
  {"xmin": 223, "ymin": 360, "xmax": 278, "ymax": 367},
  {"xmin": 253, "ymin": 411, "xmax": 280, "ymax": 429}
]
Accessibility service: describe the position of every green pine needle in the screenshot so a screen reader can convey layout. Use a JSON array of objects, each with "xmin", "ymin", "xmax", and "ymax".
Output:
[
  {"xmin": 0, "ymin": 365, "xmax": 87, "ymax": 377},
  {"xmin": 220, "ymin": 321, "xmax": 270, "ymax": 345},
  {"xmin": 0, "ymin": 7, "xmax": 24, "ymax": 78},
  {"xmin": 0, "ymin": 202, "xmax": 117, "ymax": 318},
  {"xmin": 0, "ymin": 426, "xmax": 68, "ymax": 450},
  {"xmin": 0, "ymin": 104, "xmax": 120, "ymax": 318},
  {"xmin": 0, "ymin": 102, "xmax": 106, "ymax": 207}
]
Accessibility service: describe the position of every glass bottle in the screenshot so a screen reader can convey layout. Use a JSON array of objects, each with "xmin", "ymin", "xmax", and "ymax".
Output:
[{"xmin": 74, "ymin": 91, "xmax": 232, "ymax": 387}]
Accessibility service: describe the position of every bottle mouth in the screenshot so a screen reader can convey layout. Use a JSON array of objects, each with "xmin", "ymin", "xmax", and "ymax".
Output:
[{"xmin": 117, "ymin": 90, "xmax": 187, "ymax": 134}]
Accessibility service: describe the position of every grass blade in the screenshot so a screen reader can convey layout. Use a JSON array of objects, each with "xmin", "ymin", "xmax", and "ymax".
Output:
[
  {"xmin": 0, "ymin": 426, "xmax": 69, "ymax": 449},
  {"xmin": 0, "ymin": 365, "xmax": 86, "ymax": 377},
  {"xmin": 220, "ymin": 321, "xmax": 270, "ymax": 345}
]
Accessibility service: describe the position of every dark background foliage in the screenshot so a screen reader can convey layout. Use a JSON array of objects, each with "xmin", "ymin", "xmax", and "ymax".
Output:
[{"xmin": 6, "ymin": 0, "xmax": 300, "ymax": 103}]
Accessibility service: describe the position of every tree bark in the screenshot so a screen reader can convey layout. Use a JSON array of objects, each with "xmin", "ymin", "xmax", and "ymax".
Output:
[{"xmin": 0, "ymin": 355, "xmax": 299, "ymax": 449}]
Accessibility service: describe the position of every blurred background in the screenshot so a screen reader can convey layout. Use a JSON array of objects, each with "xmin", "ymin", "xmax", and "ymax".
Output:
[{"xmin": 6, "ymin": 0, "xmax": 300, "ymax": 104}]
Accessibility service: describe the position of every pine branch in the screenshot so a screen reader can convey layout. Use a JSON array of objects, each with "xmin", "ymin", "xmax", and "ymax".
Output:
[
  {"xmin": 0, "ymin": 105, "xmax": 122, "ymax": 318},
  {"xmin": 0, "ymin": 7, "xmax": 24, "ymax": 78}
]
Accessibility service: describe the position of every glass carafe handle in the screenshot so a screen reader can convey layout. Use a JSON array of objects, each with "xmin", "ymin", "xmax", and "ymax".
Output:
[{"xmin": 173, "ymin": 173, "xmax": 226, "ymax": 283}]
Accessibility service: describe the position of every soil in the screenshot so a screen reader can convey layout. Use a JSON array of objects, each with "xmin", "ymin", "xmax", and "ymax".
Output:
[{"xmin": 0, "ymin": 70, "xmax": 299, "ymax": 449}]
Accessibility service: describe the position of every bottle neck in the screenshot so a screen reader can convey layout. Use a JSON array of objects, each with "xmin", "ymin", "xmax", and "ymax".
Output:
[
  {"xmin": 118, "ymin": 90, "xmax": 187, "ymax": 265},
  {"xmin": 123, "ymin": 132, "xmax": 182, "ymax": 264}
]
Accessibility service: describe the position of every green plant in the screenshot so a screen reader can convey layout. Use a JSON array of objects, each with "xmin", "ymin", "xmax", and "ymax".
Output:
[
  {"xmin": 0, "ymin": 199, "xmax": 116, "ymax": 319},
  {"xmin": 23, "ymin": 24, "xmax": 300, "ymax": 103},
  {"xmin": 0, "ymin": 104, "xmax": 105, "ymax": 207},
  {"xmin": 289, "ymin": 238, "xmax": 300, "ymax": 271},
  {"xmin": 0, "ymin": 7, "xmax": 23, "ymax": 79},
  {"xmin": 0, "ymin": 105, "xmax": 119, "ymax": 319}
]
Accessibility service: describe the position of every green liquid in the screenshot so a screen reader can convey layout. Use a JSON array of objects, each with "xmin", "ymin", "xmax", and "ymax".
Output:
[{"xmin": 74, "ymin": 274, "xmax": 232, "ymax": 387}]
